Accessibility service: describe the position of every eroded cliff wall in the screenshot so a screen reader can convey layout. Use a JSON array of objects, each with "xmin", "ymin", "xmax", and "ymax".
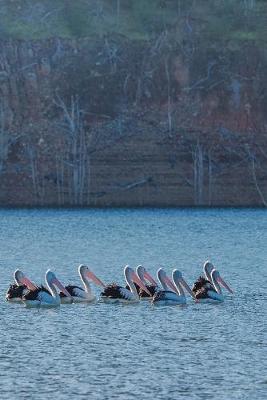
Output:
[{"xmin": 0, "ymin": 2, "xmax": 267, "ymax": 206}]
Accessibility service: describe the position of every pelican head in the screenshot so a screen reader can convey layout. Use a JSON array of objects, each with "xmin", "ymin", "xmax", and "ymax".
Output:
[
  {"xmin": 78, "ymin": 264, "xmax": 105, "ymax": 287},
  {"xmin": 172, "ymin": 270, "xmax": 183, "ymax": 281},
  {"xmin": 45, "ymin": 270, "xmax": 72, "ymax": 298},
  {"xmin": 203, "ymin": 261, "xmax": 215, "ymax": 281},
  {"xmin": 157, "ymin": 268, "xmax": 178, "ymax": 293},
  {"xmin": 172, "ymin": 269, "xmax": 195, "ymax": 298},
  {"xmin": 14, "ymin": 269, "xmax": 36, "ymax": 290},
  {"xmin": 211, "ymin": 269, "xmax": 233, "ymax": 294},
  {"xmin": 136, "ymin": 265, "xmax": 157, "ymax": 286},
  {"xmin": 124, "ymin": 266, "xmax": 151, "ymax": 296}
]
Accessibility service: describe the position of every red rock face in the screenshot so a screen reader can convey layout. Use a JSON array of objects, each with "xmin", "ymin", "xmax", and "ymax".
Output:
[{"xmin": 0, "ymin": 37, "xmax": 266, "ymax": 207}]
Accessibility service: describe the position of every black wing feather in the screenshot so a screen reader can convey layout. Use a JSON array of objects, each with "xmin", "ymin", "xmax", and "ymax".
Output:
[
  {"xmin": 60, "ymin": 285, "xmax": 82, "ymax": 297},
  {"xmin": 101, "ymin": 283, "xmax": 125, "ymax": 299},
  {"xmin": 139, "ymin": 284, "xmax": 155, "ymax": 297},
  {"xmin": 153, "ymin": 290, "xmax": 174, "ymax": 301},
  {"xmin": 192, "ymin": 276, "xmax": 212, "ymax": 293},
  {"xmin": 6, "ymin": 284, "xmax": 26, "ymax": 300},
  {"xmin": 195, "ymin": 285, "xmax": 217, "ymax": 299},
  {"xmin": 22, "ymin": 285, "xmax": 50, "ymax": 301}
]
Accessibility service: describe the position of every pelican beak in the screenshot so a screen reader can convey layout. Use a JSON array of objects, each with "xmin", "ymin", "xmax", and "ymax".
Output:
[
  {"xmin": 143, "ymin": 271, "xmax": 157, "ymax": 286},
  {"xmin": 85, "ymin": 271, "xmax": 106, "ymax": 288},
  {"xmin": 163, "ymin": 275, "xmax": 179, "ymax": 294},
  {"xmin": 132, "ymin": 272, "xmax": 152, "ymax": 296},
  {"xmin": 180, "ymin": 278, "xmax": 196, "ymax": 298},
  {"xmin": 20, "ymin": 277, "xmax": 37, "ymax": 291},
  {"xmin": 217, "ymin": 276, "xmax": 234, "ymax": 294},
  {"xmin": 52, "ymin": 278, "xmax": 72, "ymax": 298}
]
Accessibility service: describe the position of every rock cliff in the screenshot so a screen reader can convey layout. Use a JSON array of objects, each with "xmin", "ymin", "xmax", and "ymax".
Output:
[{"xmin": 0, "ymin": 3, "xmax": 267, "ymax": 206}]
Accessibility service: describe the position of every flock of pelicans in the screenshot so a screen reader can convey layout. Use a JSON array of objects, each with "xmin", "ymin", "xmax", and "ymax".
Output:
[{"xmin": 5, "ymin": 261, "xmax": 234, "ymax": 308}]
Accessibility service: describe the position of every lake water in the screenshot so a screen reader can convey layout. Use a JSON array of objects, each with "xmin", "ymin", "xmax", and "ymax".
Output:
[{"xmin": 0, "ymin": 208, "xmax": 266, "ymax": 400}]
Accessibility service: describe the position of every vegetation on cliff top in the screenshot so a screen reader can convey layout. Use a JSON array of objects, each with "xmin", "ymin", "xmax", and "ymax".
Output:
[{"xmin": 0, "ymin": 0, "xmax": 266, "ymax": 45}]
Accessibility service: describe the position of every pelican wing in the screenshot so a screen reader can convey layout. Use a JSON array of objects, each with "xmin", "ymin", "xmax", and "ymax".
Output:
[
  {"xmin": 101, "ymin": 284, "xmax": 134, "ymax": 300},
  {"xmin": 72, "ymin": 287, "xmax": 86, "ymax": 298},
  {"xmin": 60, "ymin": 285, "xmax": 83, "ymax": 298},
  {"xmin": 118, "ymin": 287, "xmax": 135, "ymax": 301},
  {"xmin": 153, "ymin": 290, "xmax": 177, "ymax": 302},
  {"xmin": 192, "ymin": 276, "xmax": 213, "ymax": 293},
  {"xmin": 6, "ymin": 284, "xmax": 26, "ymax": 300},
  {"xmin": 101, "ymin": 283, "xmax": 119, "ymax": 297},
  {"xmin": 22, "ymin": 286, "xmax": 50, "ymax": 301},
  {"xmin": 23, "ymin": 287, "xmax": 42, "ymax": 300},
  {"xmin": 206, "ymin": 290, "xmax": 224, "ymax": 301},
  {"xmin": 139, "ymin": 284, "xmax": 156, "ymax": 297},
  {"xmin": 37, "ymin": 290, "xmax": 54, "ymax": 303},
  {"xmin": 195, "ymin": 285, "xmax": 217, "ymax": 299}
]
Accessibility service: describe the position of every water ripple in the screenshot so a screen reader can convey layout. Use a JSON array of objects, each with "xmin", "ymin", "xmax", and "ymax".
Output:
[{"xmin": 0, "ymin": 208, "xmax": 266, "ymax": 399}]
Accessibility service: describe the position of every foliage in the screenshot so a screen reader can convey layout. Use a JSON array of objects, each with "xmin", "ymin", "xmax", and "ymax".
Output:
[{"xmin": 0, "ymin": 0, "xmax": 266, "ymax": 48}]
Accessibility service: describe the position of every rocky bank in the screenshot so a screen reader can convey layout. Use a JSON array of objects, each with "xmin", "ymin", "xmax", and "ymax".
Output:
[{"xmin": 0, "ymin": 35, "xmax": 267, "ymax": 206}]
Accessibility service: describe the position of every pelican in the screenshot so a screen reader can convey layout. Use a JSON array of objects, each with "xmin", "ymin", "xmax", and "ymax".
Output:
[
  {"xmin": 192, "ymin": 261, "xmax": 215, "ymax": 295},
  {"xmin": 194, "ymin": 268, "xmax": 233, "ymax": 302},
  {"xmin": 152, "ymin": 269, "xmax": 194, "ymax": 305},
  {"xmin": 60, "ymin": 265, "xmax": 106, "ymax": 303},
  {"xmin": 22, "ymin": 270, "xmax": 72, "ymax": 308},
  {"xmin": 126, "ymin": 265, "xmax": 158, "ymax": 300},
  {"xmin": 6, "ymin": 270, "xmax": 37, "ymax": 303},
  {"xmin": 100, "ymin": 265, "xmax": 152, "ymax": 303}
]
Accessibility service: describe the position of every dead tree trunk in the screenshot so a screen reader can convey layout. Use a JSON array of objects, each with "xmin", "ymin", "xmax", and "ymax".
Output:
[
  {"xmin": 247, "ymin": 146, "xmax": 267, "ymax": 207},
  {"xmin": 26, "ymin": 144, "xmax": 41, "ymax": 203},
  {"xmin": 55, "ymin": 152, "xmax": 66, "ymax": 206},
  {"xmin": 55, "ymin": 95, "xmax": 89, "ymax": 206},
  {"xmin": 193, "ymin": 142, "xmax": 204, "ymax": 205},
  {"xmin": 164, "ymin": 57, "xmax": 172, "ymax": 137},
  {"xmin": 0, "ymin": 104, "xmax": 11, "ymax": 175},
  {"xmin": 208, "ymin": 149, "xmax": 213, "ymax": 206}
]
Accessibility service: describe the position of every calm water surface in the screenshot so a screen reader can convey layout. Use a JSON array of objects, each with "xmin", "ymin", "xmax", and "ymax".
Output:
[{"xmin": 0, "ymin": 208, "xmax": 266, "ymax": 400}]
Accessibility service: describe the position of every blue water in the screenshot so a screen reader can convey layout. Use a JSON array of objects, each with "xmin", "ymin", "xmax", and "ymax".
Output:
[{"xmin": 0, "ymin": 208, "xmax": 266, "ymax": 400}]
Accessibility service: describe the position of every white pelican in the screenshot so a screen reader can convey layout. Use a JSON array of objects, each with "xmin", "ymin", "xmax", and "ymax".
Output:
[
  {"xmin": 194, "ymin": 268, "xmax": 233, "ymax": 302},
  {"xmin": 126, "ymin": 265, "xmax": 158, "ymax": 300},
  {"xmin": 6, "ymin": 270, "xmax": 37, "ymax": 303},
  {"xmin": 156, "ymin": 268, "xmax": 177, "ymax": 291},
  {"xmin": 60, "ymin": 264, "xmax": 106, "ymax": 303},
  {"xmin": 100, "ymin": 265, "xmax": 152, "ymax": 303},
  {"xmin": 152, "ymin": 269, "xmax": 194, "ymax": 305},
  {"xmin": 192, "ymin": 260, "xmax": 215, "ymax": 295},
  {"xmin": 22, "ymin": 270, "xmax": 72, "ymax": 308}
]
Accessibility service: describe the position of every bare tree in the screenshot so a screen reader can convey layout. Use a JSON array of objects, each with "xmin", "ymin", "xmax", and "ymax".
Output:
[
  {"xmin": 25, "ymin": 143, "xmax": 44, "ymax": 203},
  {"xmin": 104, "ymin": 38, "xmax": 120, "ymax": 74},
  {"xmin": 55, "ymin": 151, "xmax": 65, "ymax": 205},
  {"xmin": 54, "ymin": 94, "xmax": 89, "ymax": 205},
  {"xmin": 207, "ymin": 148, "xmax": 213, "ymax": 206},
  {"xmin": 246, "ymin": 144, "xmax": 267, "ymax": 206},
  {"xmin": 192, "ymin": 141, "xmax": 204, "ymax": 205},
  {"xmin": 0, "ymin": 104, "xmax": 10, "ymax": 175},
  {"xmin": 0, "ymin": 104, "xmax": 20, "ymax": 176},
  {"xmin": 164, "ymin": 57, "xmax": 173, "ymax": 137}
]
